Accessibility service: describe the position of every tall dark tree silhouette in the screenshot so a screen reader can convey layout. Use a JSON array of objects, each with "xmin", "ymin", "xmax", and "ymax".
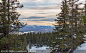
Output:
[
  {"xmin": 53, "ymin": 0, "xmax": 86, "ymax": 53},
  {"xmin": 0, "ymin": 0, "xmax": 26, "ymax": 37},
  {"xmin": 0, "ymin": 0, "xmax": 26, "ymax": 51}
]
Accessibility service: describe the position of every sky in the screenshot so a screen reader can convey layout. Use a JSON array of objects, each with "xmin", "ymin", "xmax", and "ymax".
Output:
[{"xmin": 17, "ymin": 0, "xmax": 85, "ymax": 26}]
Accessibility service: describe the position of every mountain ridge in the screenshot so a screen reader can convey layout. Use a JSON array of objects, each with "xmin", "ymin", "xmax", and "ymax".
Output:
[{"xmin": 20, "ymin": 25, "xmax": 55, "ymax": 33}]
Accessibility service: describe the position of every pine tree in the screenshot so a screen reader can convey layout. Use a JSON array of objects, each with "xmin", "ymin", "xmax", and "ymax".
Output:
[
  {"xmin": 81, "ymin": 0, "xmax": 86, "ymax": 27},
  {"xmin": 54, "ymin": 0, "xmax": 70, "ymax": 52},
  {"xmin": 0, "ymin": 0, "xmax": 26, "ymax": 51},
  {"xmin": 53, "ymin": 0, "xmax": 86, "ymax": 53},
  {"xmin": 0, "ymin": 0, "xmax": 26, "ymax": 37}
]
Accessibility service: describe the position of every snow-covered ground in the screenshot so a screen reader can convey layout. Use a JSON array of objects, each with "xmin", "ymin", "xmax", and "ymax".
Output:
[
  {"xmin": 27, "ymin": 45, "xmax": 51, "ymax": 53},
  {"xmin": 73, "ymin": 43, "xmax": 86, "ymax": 53},
  {"xmin": 27, "ymin": 42, "xmax": 86, "ymax": 53},
  {"xmin": 76, "ymin": 43, "xmax": 86, "ymax": 50},
  {"xmin": 27, "ymin": 35, "xmax": 86, "ymax": 53},
  {"xmin": 27, "ymin": 45, "xmax": 49, "ymax": 50}
]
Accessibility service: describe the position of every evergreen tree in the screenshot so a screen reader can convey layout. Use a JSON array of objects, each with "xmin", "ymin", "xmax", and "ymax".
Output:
[
  {"xmin": 54, "ymin": 0, "xmax": 70, "ymax": 52},
  {"xmin": 0, "ymin": 0, "xmax": 26, "ymax": 51},
  {"xmin": 53, "ymin": 0, "xmax": 86, "ymax": 53},
  {"xmin": 0, "ymin": 0, "xmax": 26, "ymax": 37}
]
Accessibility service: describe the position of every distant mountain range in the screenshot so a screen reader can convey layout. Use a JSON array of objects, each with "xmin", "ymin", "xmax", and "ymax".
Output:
[{"xmin": 20, "ymin": 25, "xmax": 55, "ymax": 33}]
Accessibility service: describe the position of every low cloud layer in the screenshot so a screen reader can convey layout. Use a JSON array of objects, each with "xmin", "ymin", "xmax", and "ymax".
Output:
[{"xmin": 21, "ymin": 16, "xmax": 45, "ymax": 19}]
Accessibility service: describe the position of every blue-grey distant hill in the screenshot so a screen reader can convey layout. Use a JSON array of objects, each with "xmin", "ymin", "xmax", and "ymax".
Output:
[{"xmin": 20, "ymin": 25, "xmax": 55, "ymax": 33}]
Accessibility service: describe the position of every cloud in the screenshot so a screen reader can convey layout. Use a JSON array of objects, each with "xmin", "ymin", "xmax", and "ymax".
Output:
[
  {"xmin": 23, "ymin": 4, "xmax": 61, "ymax": 10},
  {"xmin": 18, "ymin": 9, "xmax": 61, "ymax": 17},
  {"xmin": 21, "ymin": 16, "xmax": 45, "ymax": 19},
  {"xmin": 21, "ymin": 21, "xmax": 55, "ymax": 26},
  {"xmin": 21, "ymin": 15, "xmax": 56, "ymax": 22},
  {"xmin": 18, "ymin": 0, "xmax": 62, "ymax": 4},
  {"xmin": 18, "ymin": 8, "xmax": 60, "ymax": 26},
  {"xmin": 17, "ymin": 0, "xmax": 61, "ymax": 21},
  {"xmin": 18, "ymin": 0, "xmax": 62, "ymax": 11},
  {"xmin": 17, "ymin": 0, "xmax": 60, "ymax": 26},
  {"xmin": 30, "ymin": 18, "xmax": 55, "ymax": 22},
  {"xmin": 28, "ymin": 16, "xmax": 45, "ymax": 19}
]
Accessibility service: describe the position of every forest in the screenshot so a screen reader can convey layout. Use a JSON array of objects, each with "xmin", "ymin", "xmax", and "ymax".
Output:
[{"xmin": 0, "ymin": 0, "xmax": 86, "ymax": 53}]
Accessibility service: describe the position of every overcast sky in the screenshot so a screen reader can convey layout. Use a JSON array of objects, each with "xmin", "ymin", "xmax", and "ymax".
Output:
[{"xmin": 17, "ymin": 0, "xmax": 85, "ymax": 26}]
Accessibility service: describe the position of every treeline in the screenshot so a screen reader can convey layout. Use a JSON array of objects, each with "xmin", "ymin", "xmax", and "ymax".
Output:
[
  {"xmin": 26, "ymin": 32, "xmax": 55, "ymax": 47},
  {"xmin": 21, "ymin": 30, "xmax": 85, "ymax": 53}
]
